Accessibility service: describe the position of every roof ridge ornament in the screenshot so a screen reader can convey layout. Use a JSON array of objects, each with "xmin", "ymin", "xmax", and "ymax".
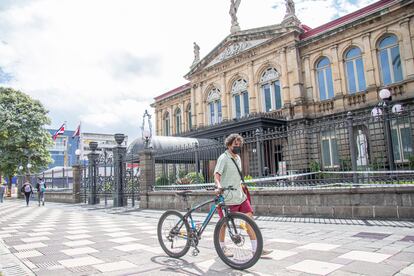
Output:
[{"xmin": 230, "ymin": 0, "xmax": 241, "ymax": 34}]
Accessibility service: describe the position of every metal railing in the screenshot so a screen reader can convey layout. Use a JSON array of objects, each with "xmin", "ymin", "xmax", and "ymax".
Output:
[{"xmin": 154, "ymin": 105, "xmax": 414, "ymax": 191}]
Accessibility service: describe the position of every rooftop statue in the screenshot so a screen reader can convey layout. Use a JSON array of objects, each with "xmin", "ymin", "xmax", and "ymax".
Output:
[{"xmin": 229, "ymin": 0, "xmax": 241, "ymax": 33}]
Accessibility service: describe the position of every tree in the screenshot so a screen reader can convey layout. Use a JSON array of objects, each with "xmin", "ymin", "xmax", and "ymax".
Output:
[{"xmin": 0, "ymin": 87, "xmax": 53, "ymax": 196}]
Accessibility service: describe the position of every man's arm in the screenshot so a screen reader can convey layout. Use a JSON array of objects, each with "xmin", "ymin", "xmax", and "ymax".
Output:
[{"xmin": 214, "ymin": 172, "xmax": 223, "ymax": 195}]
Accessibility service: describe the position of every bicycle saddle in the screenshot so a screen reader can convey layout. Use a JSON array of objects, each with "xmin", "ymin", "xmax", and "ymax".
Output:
[{"xmin": 176, "ymin": 190, "xmax": 192, "ymax": 197}]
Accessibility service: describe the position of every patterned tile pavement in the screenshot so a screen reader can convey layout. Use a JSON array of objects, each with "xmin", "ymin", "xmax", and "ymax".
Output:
[{"xmin": 0, "ymin": 199, "xmax": 414, "ymax": 275}]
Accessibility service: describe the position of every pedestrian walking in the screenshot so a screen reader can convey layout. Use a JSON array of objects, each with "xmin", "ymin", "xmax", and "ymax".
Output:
[
  {"xmin": 0, "ymin": 183, "xmax": 5, "ymax": 203},
  {"xmin": 36, "ymin": 177, "xmax": 46, "ymax": 206},
  {"xmin": 21, "ymin": 179, "xmax": 33, "ymax": 206},
  {"xmin": 214, "ymin": 133, "xmax": 272, "ymax": 257}
]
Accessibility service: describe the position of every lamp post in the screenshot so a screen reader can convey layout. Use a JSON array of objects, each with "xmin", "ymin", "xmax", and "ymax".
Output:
[{"xmin": 374, "ymin": 89, "xmax": 395, "ymax": 170}]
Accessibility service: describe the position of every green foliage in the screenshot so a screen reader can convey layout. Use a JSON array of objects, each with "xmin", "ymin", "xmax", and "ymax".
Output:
[
  {"xmin": 244, "ymin": 175, "xmax": 256, "ymax": 186},
  {"xmin": 340, "ymin": 158, "xmax": 351, "ymax": 171},
  {"xmin": 309, "ymin": 160, "xmax": 320, "ymax": 172},
  {"xmin": 156, "ymin": 175, "xmax": 168, "ymax": 186},
  {"xmin": 0, "ymin": 87, "xmax": 53, "ymax": 181},
  {"xmin": 185, "ymin": 172, "xmax": 204, "ymax": 184}
]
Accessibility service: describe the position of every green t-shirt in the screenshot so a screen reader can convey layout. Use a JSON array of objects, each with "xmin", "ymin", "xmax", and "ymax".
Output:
[{"xmin": 214, "ymin": 151, "xmax": 246, "ymax": 205}]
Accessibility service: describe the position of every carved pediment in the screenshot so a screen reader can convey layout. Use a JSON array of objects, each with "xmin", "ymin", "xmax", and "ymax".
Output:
[{"xmin": 206, "ymin": 38, "xmax": 269, "ymax": 68}]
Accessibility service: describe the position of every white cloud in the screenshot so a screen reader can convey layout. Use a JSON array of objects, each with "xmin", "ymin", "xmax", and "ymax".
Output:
[{"xmin": 0, "ymin": 0, "xmax": 375, "ymax": 143}]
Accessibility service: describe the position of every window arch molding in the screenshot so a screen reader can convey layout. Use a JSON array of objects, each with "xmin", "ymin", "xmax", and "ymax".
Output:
[
  {"xmin": 339, "ymin": 42, "xmax": 365, "ymax": 59},
  {"xmin": 255, "ymin": 63, "xmax": 281, "ymax": 82}
]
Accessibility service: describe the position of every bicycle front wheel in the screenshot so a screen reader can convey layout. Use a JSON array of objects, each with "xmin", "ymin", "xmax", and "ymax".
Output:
[
  {"xmin": 214, "ymin": 212, "xmax": 263, "ymax": 270},
  {"xmin": 157, "ymin": 210, "xmax": 191, "ymax": 258}
]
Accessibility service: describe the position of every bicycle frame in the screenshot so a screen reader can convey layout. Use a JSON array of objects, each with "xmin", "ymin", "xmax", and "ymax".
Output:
[{"xmin": 173, "ymin": 195, "xmax": 228, "ymax": 239}]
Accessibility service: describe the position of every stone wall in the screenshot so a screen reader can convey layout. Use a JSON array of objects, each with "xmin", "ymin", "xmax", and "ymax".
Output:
[
  {"xmin": 44, "ymin": 191, "xmax": 79, "ymax": 204},
  {"xmin": 146, "ymin": 186, "xmax": 414, "ymax": 219}
]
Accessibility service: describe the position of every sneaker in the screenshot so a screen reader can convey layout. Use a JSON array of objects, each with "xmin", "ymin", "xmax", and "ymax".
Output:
[
  {"xmin": 223, "ymin": 247, "xmax": 234, "ymax": 258},
  {"xmin": 261, "ymin": 249, "xmax": 273, "ymax": 258}
]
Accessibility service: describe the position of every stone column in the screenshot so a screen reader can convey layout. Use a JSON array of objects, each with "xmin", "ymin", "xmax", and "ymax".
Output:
[
  {"xmin": 280, "ymin": 48, "xmax": 291, "ymax": 106},
  {"xmin": 72, "ymin": 165, "xmax": 81, "ymax": 203},
  {"xmin": 362, "ymin": 33, "xmax": 376, "ymax": 88},
  {"xmin": 330, "ymin": 45, "xmax": 343, "ymax": 96},
  {"xmin": 248, "ymin": 61, "xmax": 257, "ymax": 113},
  {"xmin": 113, "ymin": 134, "xmax": 127, "ymax": 207},
  {"xmin": 87, "ymin": 142, "xmax": 99, "ymax": 205},
  {"xmin": 139, "ymin": 148, "xmax": 155, "ymax": 209},
  {"xmin": 191, "ymin": 84, "xmax": 197, "ymax": 129},
  {"xmin": 303, "ymin": 55, "xmax": 313, "ymax": 101},
  {"xmin": 400, "ymin": 19, "xmax": 414, "ymax": 78},
  {"xmin": 221, "ymin": 73, "xmax": 229, "ymax": 120},
  {"xmin": 196, "ymin": 84, "xmax": 204, "ymax": 127}
]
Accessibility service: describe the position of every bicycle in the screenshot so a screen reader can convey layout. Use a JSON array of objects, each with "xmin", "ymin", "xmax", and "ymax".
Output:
[{"xmin": 157, "ymin": 186, "xmax": 263, "ymax": 270}]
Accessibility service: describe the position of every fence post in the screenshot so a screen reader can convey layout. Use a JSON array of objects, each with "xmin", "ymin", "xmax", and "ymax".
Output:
[
  {"xmin": 139, "ymin": 148, "xmax": 155, "ymax": 209},
  {"xmin": 347, "ymin": 112, "xmax": 358, "ymax": 183},
  {"xmin": 113, "ymin": 133, "xmax": 127, "ymax": 207},
  {"xmin": 72, "ymin": 165, "xmax": 81, "ymax": 203},
  {"xmin": 195, "ymin": 143, "xmax": 200, "ymax": 174},
  {"xmin": 87, "ymin": 141, "xmax": 99, "ymax": 205},
  {"xmin": 255, "ymin": 129, "xmax": 264, "ymax": 177}
]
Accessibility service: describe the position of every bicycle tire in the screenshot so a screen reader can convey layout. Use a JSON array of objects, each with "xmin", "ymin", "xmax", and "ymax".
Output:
[
  {"xmin": 213, "ymin": 212, "xmax": 263, "ymax": 270},
  {"xmin": 157, "ymin": 210, "xmax": 191, "ymax": 258}
]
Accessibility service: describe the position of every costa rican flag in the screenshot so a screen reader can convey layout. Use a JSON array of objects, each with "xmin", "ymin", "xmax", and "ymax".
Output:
[
  {"xmin": 72, "ymin": 123, "xmax": 80, "ymax": 139},
  {"xmin": 52, "ymin": 123, "xmax": 65, "ymax": 141}
]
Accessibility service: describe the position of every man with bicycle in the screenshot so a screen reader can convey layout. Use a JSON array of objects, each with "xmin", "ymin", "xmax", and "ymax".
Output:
[{"xmin": 214, "ymin": 133, "xmax": 272, "ymax": 257}]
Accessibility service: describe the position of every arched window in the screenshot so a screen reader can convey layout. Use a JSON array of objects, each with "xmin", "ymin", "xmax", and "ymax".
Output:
[
  {"xmin": 378, "ymin": 34, "xmax": 403, "ymax": 85},
  {"xmin": 316, "ymin": 57, "xmax": 334, "ymax": 100},
  {"xmin": 186, "ymin": 104, "xmax": 192, "ymax": 131},
  {"xmin": 232, "ymin": 79, "xmax": 249, "ymax": 119},
  {"xmin": 345, "ymin": 47, "xmax": 366, "ymax": 93},
  {"xmin": 207, "ymin": 88, "xmax": 222, "ymax": 125},
  {"xmin": 163, "ymin": 112, "xmax": 170, "ymax": 136},
  {"xmin": 260, "ymin": 68, "xmax": 282, "ymax": 112},
  {"xmin": 175, "ymin": 108, "xmax": 182, "ymax": 135}
]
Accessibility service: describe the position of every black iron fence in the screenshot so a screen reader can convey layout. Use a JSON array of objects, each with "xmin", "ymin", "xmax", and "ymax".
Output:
[
  {"xmin": 79, "ymin": 135, "xmax": 140, "ymax": 207},
  {"xmin": 154, "ymin": 105, "xmax": 414, "ymax": 190}
]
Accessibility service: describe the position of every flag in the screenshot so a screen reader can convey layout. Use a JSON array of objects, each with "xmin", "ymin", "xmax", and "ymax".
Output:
[
  {"xmin": 72, "ymin": 122, "xmax": 80, "ymax": 139},
  {"xmin": 52, "ymin": 123, "xmax": 65, "ymax": 141}
]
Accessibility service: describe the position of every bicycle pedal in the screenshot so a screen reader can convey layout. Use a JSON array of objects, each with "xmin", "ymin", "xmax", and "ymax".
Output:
[{"xmin": 192, "ymin": 248, "xmax": 200, "ymax": 256}]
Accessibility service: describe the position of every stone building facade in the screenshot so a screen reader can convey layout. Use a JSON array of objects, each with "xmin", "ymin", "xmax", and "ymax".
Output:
[{"xmin": 151, "ymin": 0, "xmax": 414, "ymax": 174}]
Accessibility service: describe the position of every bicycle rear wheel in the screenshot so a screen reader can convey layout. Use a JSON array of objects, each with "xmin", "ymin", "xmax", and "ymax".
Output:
[
  {"xmin": 214, "ymin": 212, "xmax": 263, "ymax": 270},
  {"xmin": 157, "ymin": 210, "xmax": 191, "ymax": 258}
]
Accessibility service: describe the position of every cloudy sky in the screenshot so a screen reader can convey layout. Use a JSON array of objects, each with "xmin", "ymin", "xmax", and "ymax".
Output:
[{"xmin": 0, "ymin": 0, "xmax": 375, "ymax": 143}]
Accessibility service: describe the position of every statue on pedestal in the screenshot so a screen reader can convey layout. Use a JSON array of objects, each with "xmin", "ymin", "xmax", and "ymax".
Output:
[
  {"xmin": 192, "ymin": 42, "xmax": 200, "ymax": 65},
  {"xmin": 356, "ymin": 130, "xmax": 369, "ymax": 166},
  {"xmin": 229, "ymin": 0, "xmax": 241, "ymax": 33},
  {"xmin": 285, "ymin": 0, "xmax": 296, "ymax": 16}
]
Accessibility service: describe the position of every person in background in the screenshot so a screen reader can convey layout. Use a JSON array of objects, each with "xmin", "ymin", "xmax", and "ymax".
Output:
[
  {"xmin": 36, "ymin": 177, "xmax": 46, "ymax": 206},
  {"xmin": 21, "ymin": 178, "xmax": 33, "ymax": 206},
  {"xmin": 0, "ymin": 183, "xmax": 5, "ymax": 203}
]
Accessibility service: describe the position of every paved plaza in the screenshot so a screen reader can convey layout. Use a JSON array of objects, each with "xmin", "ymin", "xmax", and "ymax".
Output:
[{"xmin": 0, "ymin": 199, "xmax": 414, "ymax": 276}]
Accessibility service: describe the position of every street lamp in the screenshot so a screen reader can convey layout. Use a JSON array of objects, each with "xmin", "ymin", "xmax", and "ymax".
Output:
[{"xmin": 374, "ymin": 88, "xmax": 395, "ymax": 170}]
